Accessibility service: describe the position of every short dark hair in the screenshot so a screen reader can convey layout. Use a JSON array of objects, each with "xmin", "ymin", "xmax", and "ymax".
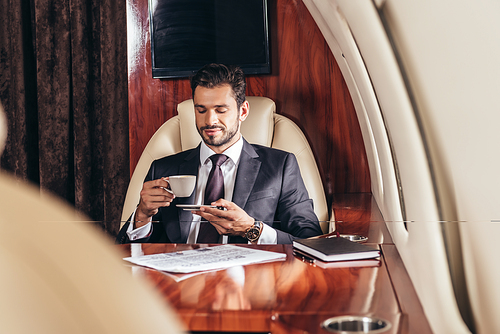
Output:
[{"xmin": 190, "ymin": 64, "xmax": 246, "ymax": 109}]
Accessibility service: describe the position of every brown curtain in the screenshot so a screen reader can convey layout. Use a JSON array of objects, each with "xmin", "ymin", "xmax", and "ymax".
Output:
[{"xmin": 0, "ymin": 0, "xmax": 129, "ymax": 237}]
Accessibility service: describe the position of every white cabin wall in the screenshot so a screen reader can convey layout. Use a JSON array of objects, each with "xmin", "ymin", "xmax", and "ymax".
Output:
[
  {"xmin": 303, "ymin": 0, "xmax": 474, "ymax": 333},
  {"xmin": 301, "ymin": 0, "xmax": 403, "ymax": 227},
  {"xmin": 381, "ymin": 1, "xmax": 500, "ymax": 220},
  {"xmin": 381, "ymin": 1, "xmax": 500, "ymax": 333}
]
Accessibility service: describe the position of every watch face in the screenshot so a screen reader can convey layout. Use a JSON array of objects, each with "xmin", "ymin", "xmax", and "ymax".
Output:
[
  {"xmin": 246, "ymin": 228, "xmax": 259, "ymax": 240},
  {"xmin": 246, "ymin": 221, "xmax": 262, "ymax": 241}
]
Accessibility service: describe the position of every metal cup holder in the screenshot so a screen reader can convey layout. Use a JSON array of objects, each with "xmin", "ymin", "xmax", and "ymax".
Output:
[{"xmin": 321, "ymin": 316, "xmax": 391, "ymax": 333}]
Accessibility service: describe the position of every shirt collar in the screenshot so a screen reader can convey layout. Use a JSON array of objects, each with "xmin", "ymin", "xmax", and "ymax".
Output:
[{"xmin": 199, "ymin": 136, "xmax": 244, "ymax": 166}]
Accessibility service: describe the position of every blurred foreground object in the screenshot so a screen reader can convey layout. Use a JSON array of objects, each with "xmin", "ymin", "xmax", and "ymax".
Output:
[{"xmin": 0, "ymin": 102, "xmax": 186, "ymax": 334}]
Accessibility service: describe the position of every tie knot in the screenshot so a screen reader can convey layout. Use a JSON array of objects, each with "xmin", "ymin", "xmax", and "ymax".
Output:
[{"xmin": 210, "ymin": 154, "xmax": 228, "ymax": 167}]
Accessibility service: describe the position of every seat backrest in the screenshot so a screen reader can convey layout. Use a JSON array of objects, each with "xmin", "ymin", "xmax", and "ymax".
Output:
[
  {"xmin": 121, "ymin": 96, "xmax": 330, "ymax": 233},
  {"xmin": 0, "ymin": 102, "xmax": 186, "ymax": 334},
  {"xmin": 0, "ymin": 172, "xmax": 186, "ymax": 334}
]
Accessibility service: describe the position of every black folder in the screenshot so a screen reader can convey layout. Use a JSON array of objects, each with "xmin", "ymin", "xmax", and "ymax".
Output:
[{"xmin": 293, "ymin": 237, "xmax": 380, "ymax": 262}]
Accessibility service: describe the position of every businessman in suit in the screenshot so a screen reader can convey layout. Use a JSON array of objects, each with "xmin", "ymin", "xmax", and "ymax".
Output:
[{"xmin": 117, "ymin": 64, "xmax": 322, "ymax": 244}]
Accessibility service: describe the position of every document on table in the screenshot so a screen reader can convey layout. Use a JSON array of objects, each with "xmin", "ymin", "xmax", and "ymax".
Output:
[{"xmin": 123, "ymin": 244, "xmax": 287, "ymax": 274}]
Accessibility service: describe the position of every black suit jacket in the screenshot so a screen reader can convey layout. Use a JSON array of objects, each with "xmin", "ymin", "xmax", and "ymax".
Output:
[{"xmin": 116, "ymin": 139, "xmax": 322, "ymax": 244}]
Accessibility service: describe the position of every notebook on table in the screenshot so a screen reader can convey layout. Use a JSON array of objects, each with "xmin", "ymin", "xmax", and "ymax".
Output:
[{"xmin": 293, "ymin": 237, "xmax": 380, "ymax": 262}]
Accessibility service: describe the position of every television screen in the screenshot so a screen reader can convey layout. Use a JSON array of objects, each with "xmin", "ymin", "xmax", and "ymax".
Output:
[{"xmin": 149, "ymin": 0, "xmax": 270, "ymax": 78}]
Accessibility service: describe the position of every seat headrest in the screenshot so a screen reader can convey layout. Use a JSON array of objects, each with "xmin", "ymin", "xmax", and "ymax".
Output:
[{"xmin": 177, "ymin": 96, "xmax": 276, "ymax": 150}]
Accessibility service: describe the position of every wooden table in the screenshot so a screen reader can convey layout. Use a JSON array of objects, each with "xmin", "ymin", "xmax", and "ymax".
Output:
[
  {"xmin": 116, "ymin": 194, "xmax": 433, "ymax": 333},
  {"xmin": 117, "ymin": 243, "xmax": 431, "ymax": 334}
]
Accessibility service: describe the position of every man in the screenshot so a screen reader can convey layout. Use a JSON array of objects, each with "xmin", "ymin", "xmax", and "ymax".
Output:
[{"xmin": 117, "ymin": 64, "xmax": 322, "ymax": 244}]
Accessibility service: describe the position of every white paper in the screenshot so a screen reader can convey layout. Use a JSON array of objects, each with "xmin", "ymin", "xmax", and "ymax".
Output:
[{"xmin": 123, "ymin": 244, "xmax": 287, "ymax": 274}]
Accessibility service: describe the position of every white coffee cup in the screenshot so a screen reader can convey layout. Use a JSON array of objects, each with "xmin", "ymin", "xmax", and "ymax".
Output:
[{"xmin": 165, "ymin": 175, "xmax": 196, "ymax": 197}]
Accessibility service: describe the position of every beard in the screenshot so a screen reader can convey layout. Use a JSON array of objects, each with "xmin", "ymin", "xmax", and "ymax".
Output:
[{"xmin": 198, "ymin": 118, "xmax": 240, "ymax": 147}]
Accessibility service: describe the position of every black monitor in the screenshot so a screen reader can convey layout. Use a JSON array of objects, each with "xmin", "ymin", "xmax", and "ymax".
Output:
[{"xmin": 149, "ymin": 0, "xmax": 270, "ymax": 79}]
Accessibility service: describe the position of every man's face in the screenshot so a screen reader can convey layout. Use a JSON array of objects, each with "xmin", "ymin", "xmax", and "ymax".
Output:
[{"xmin": 194, "ymin": 84, "xmax": 248, "ymax": 153}]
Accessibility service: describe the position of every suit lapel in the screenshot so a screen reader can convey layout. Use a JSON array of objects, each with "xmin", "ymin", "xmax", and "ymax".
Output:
[
  {"xmin": 176, "ymin": 147, "xmax": 200, "ymax": 241},
  {"xmin": 172, "ymin": 141, "xmax": 259, "ymax": 242},
  {"xmin": 232, "ymin": 140, "xmax": 261, "ymax": 208}
]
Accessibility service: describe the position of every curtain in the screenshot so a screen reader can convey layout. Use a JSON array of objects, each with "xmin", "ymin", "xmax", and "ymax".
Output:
[{"xmin": 0, "ymin": 0, "xmax": 129, "ymax": 237}]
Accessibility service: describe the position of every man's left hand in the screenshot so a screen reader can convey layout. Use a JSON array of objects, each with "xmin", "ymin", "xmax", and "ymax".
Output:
[{"xmin": 193, "ymin": 199, "xmax": 254, "ymax": 237}]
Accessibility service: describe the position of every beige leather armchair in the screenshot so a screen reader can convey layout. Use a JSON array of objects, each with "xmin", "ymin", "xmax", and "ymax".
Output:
[
  {"xmin": 0, "ymin": 102, "xmax": 186, "ymax": 334},
  {"xmin": 122, "ymin": 96, "xmax": 333, "ymax": 233}
]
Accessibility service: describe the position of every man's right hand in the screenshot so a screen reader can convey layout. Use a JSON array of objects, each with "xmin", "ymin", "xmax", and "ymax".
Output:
[{"xmin": 135, "ymin": 177, "xmax": 175, "ymax": 228}]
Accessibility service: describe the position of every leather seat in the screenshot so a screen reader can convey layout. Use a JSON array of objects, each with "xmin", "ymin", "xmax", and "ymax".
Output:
[
  {"xmin": 0, "ymin": 102, "xmax": 186, "ymax": 334},
  {"xmin": 122, "ymin": 96, "xmax": 333, "ymax": 233}
]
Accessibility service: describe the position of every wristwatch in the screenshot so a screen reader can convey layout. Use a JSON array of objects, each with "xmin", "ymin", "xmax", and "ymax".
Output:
[{"xmin": 245, "ymin": 220, "xmax": 263, "ymax": 242}]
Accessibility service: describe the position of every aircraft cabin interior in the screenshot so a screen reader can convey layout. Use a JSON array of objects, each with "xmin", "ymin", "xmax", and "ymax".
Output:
[{"xmin": 1, "ymin": 0, "xmax": 499, "ymax": 333}]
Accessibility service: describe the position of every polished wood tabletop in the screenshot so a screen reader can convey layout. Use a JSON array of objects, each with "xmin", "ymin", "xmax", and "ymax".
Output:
[
  {"xmin": 117, "ymin": 243, "xmax": 431, "ymax": 334},
  {"xmin": 116, "ymin": 195, "xmax": 432, "ymax": 333}
]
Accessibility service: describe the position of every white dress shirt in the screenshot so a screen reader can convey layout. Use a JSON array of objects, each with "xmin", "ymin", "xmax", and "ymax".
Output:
[{"xmin": 127, "ymin": 137, "xmax": 277, "ymax": 244}]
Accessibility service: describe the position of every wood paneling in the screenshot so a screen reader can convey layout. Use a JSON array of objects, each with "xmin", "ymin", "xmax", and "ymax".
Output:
[
  {"xmin": 127, "ymin": 0, "xmax": 371, "ymax": 204},
  {"xmin": 331, "ymin": 193, "xmax": 394, "ymax": 244}
]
